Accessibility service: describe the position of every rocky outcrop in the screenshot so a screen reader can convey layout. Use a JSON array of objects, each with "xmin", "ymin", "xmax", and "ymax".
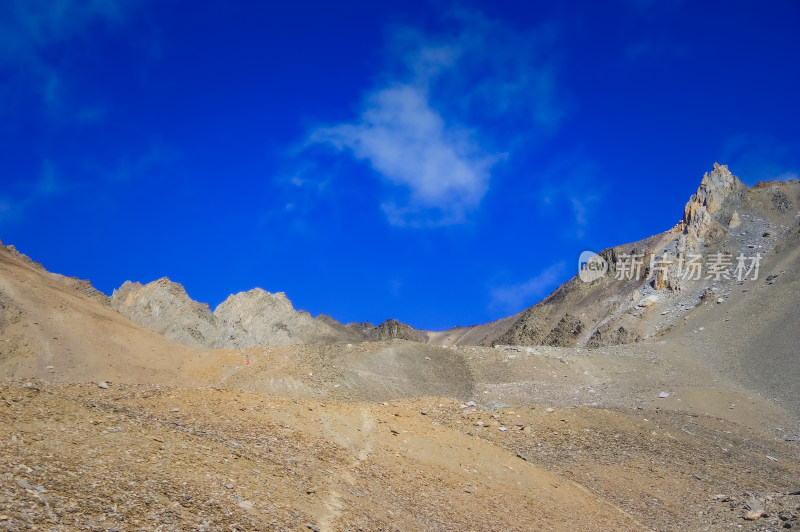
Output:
[
  {"xmin": 586, "ymin": 325, "xmax": 639, "ymax": 348},
  {"xmin": 770, "ymin": 186, "xmax": 793, "ymax": 213},
  {"xmin": 542, "ymin": 314, "xmax": 584, "ymax": 347},
  {"xmin": 110, "ymin": 279, "xmax": 418, "ymax": 348},
  {"xmin": 368, "ymin": 319, "xmax": 429, "ymax": 342},
  {"xmin": 111, "ymin": 279, "xmax": 218, "ymax": 349},
  {"xmin": 1, "ymin": 241, "xmax": 108, "ymax": 305},
  {"xmin": 54, "ymin": 277, "xmax": 109, "ymax": 305},
  {"xmin": 2, "ymin": 243, "xmax": 45, "ymax": 271},
  {"xmin": 212, "ymin": 288, "xmax": 359, "ymax": 347},
  {"xmin": 449, "ymin": 163, "xmax": 800, "ymax": 349},
  {"xmin": 729, "ymin": 210, "xmax": 741, "ymax": 229},
  {"xmin": 680, "ymin": 162, "xmax": 743, "ymax": 250},
  {"xmin": 493, "ymin": 307, "xmax": 546, "ymax": 346}
]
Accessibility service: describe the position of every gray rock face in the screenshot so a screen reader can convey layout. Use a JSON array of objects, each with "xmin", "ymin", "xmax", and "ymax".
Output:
[
  {"xmin": 368, "ymin": 319, "xmax": 429, "ymax": 342},
  {"xmin": 111, "ymin": 278, "xmax": 218, "ymax": 349},
  {"xmin": 681, "ymin": 162, "xmax": 744, "ymax": 250},
  {"xmin": 770, "ymin": 186, "xmax": 793, "ymax": 213},
  {"xmin": 109, "ymin": 279, "xmax": 417, "ymax": 348},
  {"xmin": 212, "ymin": 288, "xmax": 353, "ymax": 347},
  {"xmin": 586, "ymin": 325, "xmax": 638, "ymax": 348},
  {"xmin": 450, "ymin": 163, "xmax": 800, "ymax": 349}
]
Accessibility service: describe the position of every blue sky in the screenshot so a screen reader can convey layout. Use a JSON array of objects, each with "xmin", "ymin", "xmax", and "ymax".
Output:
[{"xmin": 1, "ymin": 0, "xmax": 799, "ymax": 330}]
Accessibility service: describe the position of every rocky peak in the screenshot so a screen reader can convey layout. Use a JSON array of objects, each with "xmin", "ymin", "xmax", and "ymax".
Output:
[
  {"xmin": 109, "ymin": 277, "xmax": 217, "ymax": 349},
  {"xmin": 109, "ymin": 275, "xmax": 429, "ymax": 348},
  {"xmin": 681, "ymin": 162, "xmax": 743, "ymax": 249},
  {"xmin": 369, "ymin": 319, "xmax": 428, "ymax": 342},
  {"xmin": 214, "ymin": 288, "xmax": 295, "ymax": 315}
]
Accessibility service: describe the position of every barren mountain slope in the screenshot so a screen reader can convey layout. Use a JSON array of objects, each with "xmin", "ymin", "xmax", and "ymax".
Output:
[
  {"xmin": 2, "ymin": 372, "xmax": 799, "ymax": 531},
  {"xmin": 659, "ymin": 220, "xmax": 800, "ymax": 418},
  {"xmin": 0, "ymin": 244, "xmax": 206, "ymax": 386},
  {"xmin": 0, "ymin": 246, "xmax": 645, "ymax": 530},
  {"xmin": 433, "ymin": 164, "xmax": 800, "ymax": 349},
  {"xmin": 1, "ymin": 244, "xmax": 799, "ymax": 530},
  {"xmin": 1, "ymin": 163, "xmax": 799, "ymax": 530}
]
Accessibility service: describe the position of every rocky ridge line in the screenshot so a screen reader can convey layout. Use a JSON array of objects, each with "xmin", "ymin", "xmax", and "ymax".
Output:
[
  {"xmin": 440, "ymin": 163, "xmax": 800, "ymax": 349},
  {"xmin": 109, "ymin": 280, "xmax": 425, "ymax": 349}
]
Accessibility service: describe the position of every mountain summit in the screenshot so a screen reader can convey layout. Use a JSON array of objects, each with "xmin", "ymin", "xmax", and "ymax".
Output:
[{"xmin": 430, "ymin": 163, "xmax": 799, "ymax": 349}]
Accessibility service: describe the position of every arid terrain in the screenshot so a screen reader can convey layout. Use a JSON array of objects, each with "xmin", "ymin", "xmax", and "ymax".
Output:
[{"xmin": 1, "ymin": 164, "xmax": 799, "ymax": 531}]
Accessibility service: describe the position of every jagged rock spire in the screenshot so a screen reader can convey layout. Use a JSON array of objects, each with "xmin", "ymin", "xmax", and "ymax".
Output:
[{"xmin": 681, "ymin": 162, "xmax": 743, "ymax": 249}]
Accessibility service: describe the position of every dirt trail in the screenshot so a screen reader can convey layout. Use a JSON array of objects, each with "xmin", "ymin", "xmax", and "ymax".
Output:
[{"xmin": 315, "ymin": 405, "xmax": 375, "ymax": 531}]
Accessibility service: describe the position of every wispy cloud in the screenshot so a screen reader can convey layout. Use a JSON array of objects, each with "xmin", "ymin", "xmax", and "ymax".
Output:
[
  {"xmin": 302, "ymin": 9, "xmax": 563, "ymax": 227},
  {"xmin": 106, "ymin": 142, "xmax": 180, "ymax": 184},
  {"xmin": 489, "ymin": 262, "xmax": 567, "ymax": 313},
  {"xmin": 0, "ymin": 0, "xmax": 132, "ymax": 115},
  {"xmin": 264, "ymin": 151, "xmax": 361, "ymax": 237},
  {"xmin": 0, "ymin": 0, "xmax": 126, "ymax": 64},
  {"xmin": 0, "ymin": 142, "xmax": 180, "ymax": 228},
  {"xmin": 0, "ymin": 159, "xmax": 65, "ymax": 226},
  {"xmin": 535, "ymin": 153, "xmax": 604, "ymax": 238}
]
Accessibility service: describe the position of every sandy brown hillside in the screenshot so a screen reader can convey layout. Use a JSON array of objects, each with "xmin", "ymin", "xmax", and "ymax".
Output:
[
  {"xmin": 1, "ymin": 248, "xmax": 799, "ymax": 531},
  {"xmin": 1, "ymin": 163, "xmax": 799, "ymax": 531},
  {"xmin": 0, "ymin": 243, "xmax": 204, "ymax": 387}
]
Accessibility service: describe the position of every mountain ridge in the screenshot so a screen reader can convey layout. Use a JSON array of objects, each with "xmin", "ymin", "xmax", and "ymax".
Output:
[
  {"xmin": 5, "ymin": 163, "xmax": 797, "ymax": 353},
  {"xmin": 1, "ymin": 165, "xmax": 799, "ymax": 531},
  {"xmin": 432, "ymin": 163, "xmax": 800, "ymax": 347}
]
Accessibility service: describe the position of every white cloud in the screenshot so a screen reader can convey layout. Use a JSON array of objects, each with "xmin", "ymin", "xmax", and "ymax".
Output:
[
  {"xmin": 310, "ymin": 84, "xmax": 496, "ymax": 226},
  {"xmin": 489, "ymin": 262, "xmax": 567, "ymax": 313},
  {"xmin": 305, "ymin": 9, "xmax": 562, "ymax": 227}
]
